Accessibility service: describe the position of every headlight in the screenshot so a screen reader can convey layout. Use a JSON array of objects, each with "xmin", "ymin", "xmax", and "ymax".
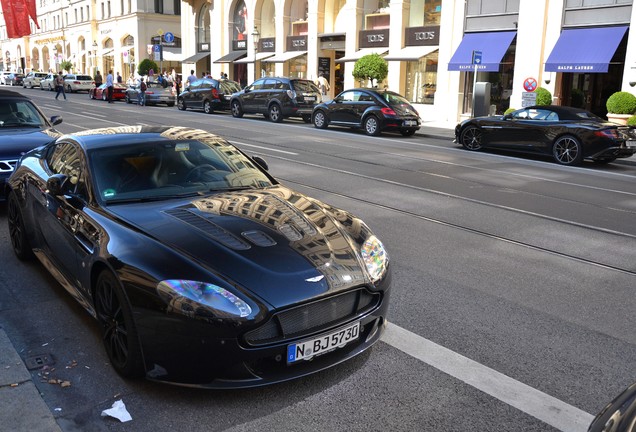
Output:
[
  {"xmin": 157, "ymin": 280, "xmax": 252, "ymax": 319},
  {"xmin": 361, "ymin": 236, "xmax": 388, "ymax": 283}
]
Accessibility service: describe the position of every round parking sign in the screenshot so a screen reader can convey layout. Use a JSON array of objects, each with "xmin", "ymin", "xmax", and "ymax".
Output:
[{"xmin": 523, "ymin": 77, "xmax": 538, "ymax": 92}]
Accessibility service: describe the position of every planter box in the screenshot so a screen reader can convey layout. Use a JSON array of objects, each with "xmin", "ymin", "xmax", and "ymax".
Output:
[{"xmin": 606, "ymin": 113, "xmax": 632, "ymax": 125}]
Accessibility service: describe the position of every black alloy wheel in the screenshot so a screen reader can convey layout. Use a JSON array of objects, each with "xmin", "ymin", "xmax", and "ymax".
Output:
[
  {"xmin": 460, "ymin": 126, "xmax": 483, "ymax": 151},
  {"xmin": 7, "ymin": 192, "xmax": 34, "ymax": 261},
  {"xmin": 400, "ymin": 129, "xmax": 416, "ymax": 137},
  {"xmin": 67, "ymin": 85, "xmax": 73, "ymax": 93},
  {"xmin": 94, "ymin": 271, "xmax": 144, "ymax": 378},
  {"xmin": 177, "ymin": 98, "xmax": 186, "ymax": 111},
  {"xmin": 553, "ymin": 135, "xmax": 583, "ymax": 165},
  {"xmin": 268, "ymin": 104, "xmax": 283, "ymax": 123},
  {"xmin": 102, "ymin": 92, "xmax": 108, "ymax": 101},
  {"xmin": 364, "ymin": 115, "xmax": 381, "ymax": 136},
  {"xmin": 204, "ymin": 100, "xmax": 213, "ymax": 114},
  {"xmin": 313, "ymin": 110, "xmax": 328, "ymax": 129},
  {"xmin": 125, "ymin": 94, "xmax": 132, "ymax": 104},
  {"xmin": 231, "ymin": 100, "xmax": 243, "ymax": 118}
]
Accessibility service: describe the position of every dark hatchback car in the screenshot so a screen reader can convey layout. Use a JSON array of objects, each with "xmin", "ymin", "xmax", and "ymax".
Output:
[
  {"xmin": 177, "ymin": 78, "xmax": 241, "ymax": 113},
  {"xmin": 455, "ymin": 105, "xmax": 636, "ymax": 166},
  {"xmin": 5, "ymin": 73, "xmax": 25, "ymax": 87},
  {"xmin": 0, "ymin": 89, "xmax": 62, "ymax": 198},
  {"xmin": 312, "ymin": 89, "xmax": 421, "ymax": 136},
  {"xmin": 230, "ymin": 77, "xmax": 321, "ymax": 123},
  {"xmin": 6, "ymin": 125, "xmax": 390, "ymax": 387}
]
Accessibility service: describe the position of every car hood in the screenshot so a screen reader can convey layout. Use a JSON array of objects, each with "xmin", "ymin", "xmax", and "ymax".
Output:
[
  {"xmin": 107, "ymin": 186, "xmax": 373, "ymax": 308},
  {"xmin": 0, "ymin": 128, "xmax": 59, "ymax": 159}
]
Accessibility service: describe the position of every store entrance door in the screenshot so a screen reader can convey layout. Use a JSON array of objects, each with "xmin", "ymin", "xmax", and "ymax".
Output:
[{"xmin": 334, "ymin": 51, "xmax": 345, "ymax": 95}]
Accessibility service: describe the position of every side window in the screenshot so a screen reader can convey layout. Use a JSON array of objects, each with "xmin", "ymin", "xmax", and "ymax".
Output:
[
  {"xmin": 340, "ymin": 91, "xmax": 357, "ymax": 102},
  {"xmin": 262, "ymin": 79, "xmax": 276, "ymax": 90},
  {"xmin": 546, "ymin": 111, "xmax": 559, "ymax": 121},
  {"xmin": 358, "ymin": 92, "xmax": 374, "ymax": 102},
  {"xmin": 251, "ymin": 79, "xmax": 265, "ymax": 90},
  {"xmin": 46, "ymin": 143, "xmax": 86, "ymax": 196},
  {"xmin": 512, "ymin": 109, "xmax": 529, "ymax": 119}
]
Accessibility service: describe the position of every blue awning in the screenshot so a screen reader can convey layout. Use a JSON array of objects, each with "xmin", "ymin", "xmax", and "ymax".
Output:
[
  {"xmin": 545, "ymin": 26, "xmax": 628, "ymax": 73},
  {"xmin": 448, "ymin": 31, "xmax": 516, "ymax": 72}
]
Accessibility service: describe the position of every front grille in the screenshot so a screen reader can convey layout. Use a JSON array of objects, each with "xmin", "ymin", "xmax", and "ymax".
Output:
[
  {"xmin": 244, "ymin": 288, "xmax": 381, "ymax": 346},
  {"xmin": 0, "ymin": 160, "xmax": 18, "ymax": 173}
]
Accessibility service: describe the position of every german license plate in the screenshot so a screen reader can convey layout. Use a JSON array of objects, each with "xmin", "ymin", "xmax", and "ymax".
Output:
[
  {"xmin": 627, "ymin": 140, "xmax": 636, "ymax": 149},
  {"xmin": 304, "ymin": 97, "xmax": 315, "ymax": 102},
  {"xmin": 404, "ymin": 120, "xmax": 416, "ymax": 127},
  {"xmin": 287, "ymin": 321, "xmax": 360, "ymax": 363}
]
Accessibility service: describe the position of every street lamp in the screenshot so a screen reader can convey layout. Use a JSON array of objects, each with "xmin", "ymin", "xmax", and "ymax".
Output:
[{"xmin": 251, "ymin": 27, "xmax": 260, "ymax": 81}]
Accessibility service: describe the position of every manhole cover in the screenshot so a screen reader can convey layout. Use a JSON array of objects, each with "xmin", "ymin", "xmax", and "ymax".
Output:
[{"xmin": 25, "ymin": 353, "xmax": 55, "ymax": 370}]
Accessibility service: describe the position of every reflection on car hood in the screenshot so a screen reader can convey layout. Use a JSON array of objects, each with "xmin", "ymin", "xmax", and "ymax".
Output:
[
  {"xmin": 107, "ymin": 186, "xmax": 372, "ymax": 308},
  {"xmin": 0, "ymin": 128, "xmax": 59, "ymax": 158}
]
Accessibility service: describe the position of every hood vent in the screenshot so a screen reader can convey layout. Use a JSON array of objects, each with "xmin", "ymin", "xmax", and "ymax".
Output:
[
  {"xmin": 241, "ymin": 230, "xmax": 277, "ymax": 247},
  {"xmin": 164, "ymin": 208, "xmax": 251, "ymax": 250}
]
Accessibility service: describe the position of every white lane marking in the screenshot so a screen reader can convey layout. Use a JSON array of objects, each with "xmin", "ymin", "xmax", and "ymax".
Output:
[
  {"xmin": 232, "ymin": 141, "xmax": 298, "ymax": 155},
  {"xmin": 382, "ymin": 323, "xmax": 594, "ymax": 432},
  {"xmin": 60, "ymin": 122, "xmax": 89, "ymax": 130}
]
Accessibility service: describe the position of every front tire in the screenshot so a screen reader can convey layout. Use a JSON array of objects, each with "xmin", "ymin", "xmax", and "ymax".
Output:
[
  {"xmin": 102, "ymin": 92, "xmax": 107, "ymax": 101},
  {"xmin": 231, "ymin": 100, "xmax": 243, "ymax": 118},
  {"xmin": 177, "ymin": 98, "xmax": 186, "ymax": 111},
  {"xmin": 364, "ymin": 115, "xmax": 381, "ymax": 136},
  {"xmin": 204, "ymin": 100, "xmax": 213, "ymax": 114},
  {"xmin": 7, "ymin": 192, "xmax": 34, "ymax": 261},
  {"xmin": 67, "ymin": 84, "xmax": 73, "ymax": 93},
  {"xmin": 553, "ymin": 135, "xmax": 583, "ymax": 165},
  {"xmin": 94, "ymin": 271, "xmax": 144, "ymax": 379},
  {"xmin": 125, "ymin": 94, "xmax": 132, "ymax": 104},
  {"xmin": 313, "ymin": 110, "xmax": 329, "ymax": 129},
  {"xmin": 460, "ymin": 126, "xmax": 483, "ymax": 150},
  {"xmin": 268, "ymin": 104, "xmax": 283, "ymax": 123}
]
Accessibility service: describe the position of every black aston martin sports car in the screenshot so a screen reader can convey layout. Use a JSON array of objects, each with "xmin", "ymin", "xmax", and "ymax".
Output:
[
  {"xmin": 454, "ymin": 105, "xmax": 636, "ymax": 165},
  {"xmin": 7, "ymin": 126, "xmax": 391, "ymax": 388}
]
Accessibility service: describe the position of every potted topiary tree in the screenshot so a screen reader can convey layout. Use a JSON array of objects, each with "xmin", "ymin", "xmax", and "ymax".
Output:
[
  {"xmin": 606, "ymin": 91, "xmax": 636, "ymax": 125},
  {"xmin": 352, "ymin": 54, "xmax": 388, "ymax": 88},
  {"xmin": 535, "ymin": 87, "xmax": 552, "ymax": 106},
  {"xmin": 138, "ymin": 59, "xmax": 159, "ymax": 78},
  {"xmin": 627, "ymin": 115, "xmax": 636, "ymax": 127}
]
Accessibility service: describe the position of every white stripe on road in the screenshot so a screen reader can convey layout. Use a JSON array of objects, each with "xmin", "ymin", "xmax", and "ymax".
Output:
[
  {"xmin": 382, "ymin": 323, "xmax": 595, "ymax": 432},
  {"xmin": 232, "ymin": 141, "xmax": 298, "ymax": 155}
]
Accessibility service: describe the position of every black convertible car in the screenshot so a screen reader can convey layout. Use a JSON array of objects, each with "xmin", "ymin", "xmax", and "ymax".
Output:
[
  {"xmin": 7, "ymin": 126, "xmax": 390, "ymax": 387},
  {"xmin": 455, "ymin": 105, "xmax": 636, "ymax": 165}
]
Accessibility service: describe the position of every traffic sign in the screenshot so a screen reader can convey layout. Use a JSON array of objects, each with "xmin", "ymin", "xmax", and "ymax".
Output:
[
  {"xmin": 153, "ymin": 44, "xmax": 161, "ymax": 52},
  {"xmin": 164, "ymin": 32, "xmax": 174, "ymax": 43},
  {"xmin": 523, "ymin": 77, "xmax": 538, "ymax": 92},
  {"xmin": 522, "ymin": 92, "xmax": 537, "ymax": 107},
  {"xmin": 472, "ymin": 50, "xmax": 482, "ymax": 65}
]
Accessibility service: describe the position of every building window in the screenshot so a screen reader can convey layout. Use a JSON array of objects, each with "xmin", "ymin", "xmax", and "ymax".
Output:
[
  {"xmin": 409, "ymin": 0, "xmax": 441, "ymax": 27},
  {"xmin": 289, "ymin": 55, "xmax": 307, "ymax": 79},
  {"xmin": 197, "ymin": 3, "xmax": 210, "ymax": 46},
  {"xmin": 101, "ymin": 2, "xmax": 104, "ymax": 19},
  {"xmin": 405, "ymin": 51, "xmax": 438, "ymax": 104},
  {"xmin": 174, "ymin": 0, "xmax": 180, "ymax": 15},
  {"xmin": 155, "ymin": 0, "xmax": 163, "ymax": 14},
  {"xmin": 107, "ymin": 1, "xmax": 111, "ymax": 17}
]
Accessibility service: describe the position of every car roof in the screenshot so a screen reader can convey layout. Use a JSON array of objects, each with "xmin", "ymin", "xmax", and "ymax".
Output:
[
  {"xmin": 0, "ymin": 89, "xmax": 31, "ymax": 100},
  {"xmin": 521, "ymin": 105, "xmax": 601, "ymax": 120}
]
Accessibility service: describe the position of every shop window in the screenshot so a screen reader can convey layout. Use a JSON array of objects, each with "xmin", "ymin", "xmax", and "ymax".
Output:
[
  {"xmin": 289, "ymin": 55, "xmax": 307, "ymax": 79},
  {"xmin": 409, "ymin": 0, "xmax": 441, "ymax": 27},
  {"xmin": 405, "ymin": 51, "xmax": 438, "ymax": 104}
]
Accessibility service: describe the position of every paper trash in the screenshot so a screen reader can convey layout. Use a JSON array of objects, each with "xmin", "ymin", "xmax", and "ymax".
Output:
[{"xmin": 101, "ymin": 400, "xmax": 132, "ymax": 422}]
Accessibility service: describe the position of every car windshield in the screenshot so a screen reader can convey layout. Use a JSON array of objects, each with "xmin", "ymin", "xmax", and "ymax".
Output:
[
  {"xmin": 382, "ymin": 92, "xmax": 411, "ymax": 107},
  {"xmin": 89, "ymin": 137, "xmax": 276, "ymax": 203},
  {"xmin": 76, "ymin": 75, "xmax": 92, "ymax": 80},
  {"xmin": 0, "ymin": 100, "xmax": 48, "ymax": 128},
  {"xmin": 292, "ymin": 80, "xmax": 319, "ymax": 93}
]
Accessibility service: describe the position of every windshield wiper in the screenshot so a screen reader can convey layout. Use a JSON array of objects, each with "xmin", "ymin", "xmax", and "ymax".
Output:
[{"xmin": 0, "ymin": 122, "xmax": 41, "ymax": 128}]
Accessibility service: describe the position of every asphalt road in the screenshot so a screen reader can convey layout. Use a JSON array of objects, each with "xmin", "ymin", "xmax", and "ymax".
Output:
[{"xmin": 1, "ymin": 87, "xmax": 635, "ymax": 431}]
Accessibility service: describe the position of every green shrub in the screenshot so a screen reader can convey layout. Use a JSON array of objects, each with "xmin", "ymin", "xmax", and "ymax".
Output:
[
  {"xmin": 627, "ymin": 115, "xmax": 636, "ymax": 126},
  {"xmin": 535, "ymin": 87, "xmax": 552, "ymax": 106},
  {"xmin": 352, "ymin": 54, "xmax": 388, "ymax": 87},
  {"xmin": 138, "ymin": 59, "xmax": 159, "ymax": 77},
  {"xmin": 504, "ymin": 108, "xmax": 516, "ymax": 115},
  {"xmin": 60, "ymin": 60, "xmax": 73, "ymax": 73},
  {"xmin": 606, "ymin": 91, "xmax": 636, "ymax": 114}
]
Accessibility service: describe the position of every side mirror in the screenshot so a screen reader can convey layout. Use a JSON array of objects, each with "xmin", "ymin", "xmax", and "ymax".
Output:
[
  {"xmin": 503, "ymin": 114, "xmax": 513, "ymax": 120},
  {"xmin": 252, "ymin": 156, "xmax": 269, "ymax": 171},
  {"xmin": 50, "ymin": 116, "xmax": 63, "ymax": 126},
  {"xmin": 47, "ymin": 174, "xmax": 70, "ymax": 196}
]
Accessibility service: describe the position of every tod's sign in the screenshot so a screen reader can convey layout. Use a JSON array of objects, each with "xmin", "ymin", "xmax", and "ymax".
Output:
[
  {"xmin": 286, "ymin": 35, "xmax": 308, "ymax": 51},
  {"xmin": 405, "ymin": 26, "xmax": 440, "ymax": 46},
  {"xmin": 358, "ymin": 29, "xmax": 390, "ymax": 48}
]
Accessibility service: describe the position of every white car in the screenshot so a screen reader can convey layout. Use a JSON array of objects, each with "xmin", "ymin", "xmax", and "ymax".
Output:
[
  {"xmin": 40, "ymin": 73, "xmax": 56, "ymax": 91},
  {"xmin": 0, "ymin": 71, "xmax": 12, "ymax": 85},
  {"xmin": 63, "ymin": 74, "xmax": 94, "ymax": 93},
  {"xmin": 23, "ymin": 72, "xmax": 48, "ymax": 89}
]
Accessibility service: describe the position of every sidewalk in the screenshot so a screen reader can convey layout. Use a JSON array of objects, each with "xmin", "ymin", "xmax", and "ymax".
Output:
[
  {"xmin": 417, "ymin": 120, "xmax": 456, "ymax": 140},
  {"xmin": 0, "ymin": 326, "xmax": 62, "ymax": 432}
]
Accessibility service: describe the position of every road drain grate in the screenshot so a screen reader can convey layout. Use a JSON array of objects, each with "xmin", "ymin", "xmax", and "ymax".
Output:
[{"xmin": 25, "ymin": 353, "xmax": 55, "ymax": 370}]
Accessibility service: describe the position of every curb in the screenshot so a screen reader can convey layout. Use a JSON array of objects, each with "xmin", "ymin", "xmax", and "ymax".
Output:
[{"xmin": 0, "ymin": 327, "xmax": 62, "ymax": 432}]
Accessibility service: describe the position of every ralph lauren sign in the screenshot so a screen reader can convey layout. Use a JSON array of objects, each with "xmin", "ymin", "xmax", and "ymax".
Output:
[{"xmin": 358, "ymin": 29, "xmax": 390, "ymax": 48}]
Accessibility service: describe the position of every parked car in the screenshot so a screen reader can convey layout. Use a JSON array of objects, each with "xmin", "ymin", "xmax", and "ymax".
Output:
[
  {"xmin": 0, "ymin": 71, "xmax": 11, "ymax": 85},
  {"xmin": 230, "ymin": 77, "xmax": 321, "ymax": 123},
  {"xmin": 23, "ymin": 72, "xmax": 48, "ymax": 89},
  {"xmin": 454, "ymin": 105, "xmax": 636, "ymax": 165},
  {"xmin": 6, "ymin": 125, "xmax": 390, "ymax": 387},
  {"xmin": 89, "ymin": 83, "xmax": 127, "ymax": 101},
  {"xmin": 312, "ymin": 88, "xmax": 421, "ymax": 137},
  {"xmin": 0, "ymin": 89, "xmax": 62, "ymax": 198},
  {"xmin": 177, "ymin": 78, "xmax": 240, "ymax": 113},
  {"xmin": 126, "ymin": 80, "xmax": 177, "ymax": 107},
  {"xmin": 40, "ymin": 73, "xmax": 56, "ymax": 91},
  {"xmin": 588, "ymin": 381, "xmax": 636, "ymax": 432},
  {"xmin": 63, "ymin": 73, "xmax": 95, "ymax": 93},
  {"xmin": 5, "ymin": 73, "xmax": 24, "ymax": 87}
]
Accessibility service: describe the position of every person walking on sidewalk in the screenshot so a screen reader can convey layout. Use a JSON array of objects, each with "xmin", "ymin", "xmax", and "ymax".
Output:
[
  {"xmin": 94, "ymin": 70, "xmax": 103, "ymax": 87},
  {"xmin": 106, "ymin": 70, "xmax": 114, "ymax": 103},
  {"xmin": 54, "ymin": 72, "xmax": 66, "ymax": 100}
]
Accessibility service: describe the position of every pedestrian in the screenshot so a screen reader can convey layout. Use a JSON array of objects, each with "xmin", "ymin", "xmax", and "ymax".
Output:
[
  {"xmin": 187, "ymin": 69, "xmax": 196, "ymax": 87},
  {"xmin": 138, "ymin": 77, "xmax": 147, "ymax": 106},
  {"xmin": 94, "ymin": 70, "xmax": 103, "ymax": 87},
  {"xmin": 106, "ymin": 70, "xmax": 114, "ymax": 103},
  {"xmin": 174, "ymin": 74, "xmax": 181, "ymax": 96},
  {"xmin": 223, "ymin": 72, "xmax": 228, "ymax": 80},
  {"xmin": 116, "ymin": 72, "xmax": 122, "ymax": 84},
  {"xmin": 54, "ymin": 71, "xmax": 66, "ymax": 100},
  {"xmin": 317, "ymin": 73, "xmax": 330, "ymax": 96}
]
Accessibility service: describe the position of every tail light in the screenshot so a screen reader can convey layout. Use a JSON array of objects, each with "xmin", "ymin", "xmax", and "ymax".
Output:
[
  {"xmin": 73, "ymin": 81, "xmax": 81, "ymax": 84},
  {"xmin": 287, "ymin": 89, "xmax": 297, "ymax": 99},
  {"xmin": 594, "ymin": 129, "xmax": 620, "ymax": 139},
  {"xmin": 91, "ymin": 81, "xmax": 95, "ymax": 85},
  {"xmin": 146, "ymin": 91, "xmax": 154, "ymax": 94},
  {"xmin": 211, "ymin": 88, "xmax": 219, "ymax": 99},
  {"xmin": 381, "ymin": 107, "xmax": 397, "ymax": 116}
]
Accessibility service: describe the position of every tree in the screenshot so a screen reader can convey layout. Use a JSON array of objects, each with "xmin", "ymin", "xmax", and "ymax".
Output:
[
  {"xmin": 352, "ymin": 54, "xmax": 388, "ymax": 87},
  {"xmin": 60, "ymin": 60, "xmax": 73, "ymax": 73},
  {"xmin": 138, "ymin": 59, "xmax": 159, "ymax": 77},
  {"xmin": 535, "ymin": 87, "xmax": 552, "ymax": 106}
]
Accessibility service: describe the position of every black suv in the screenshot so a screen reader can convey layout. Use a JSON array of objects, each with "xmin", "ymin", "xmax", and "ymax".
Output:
[
  {"xmin": 177, "ymin": 78, "xmax": 242, "ymax": 114},
  {"xmin": 230, "ymin": 77, "xmax": 321, "ymax": 123}
]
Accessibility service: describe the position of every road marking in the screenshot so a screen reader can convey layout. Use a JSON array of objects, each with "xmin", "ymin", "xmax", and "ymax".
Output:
[
  {"xmin": 382, "ymin": 323, "xmax": 595, "ymax": 432},
  {"xmin": 232, "ymin": 141, "xmax": 298, "ymax": 155}
]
